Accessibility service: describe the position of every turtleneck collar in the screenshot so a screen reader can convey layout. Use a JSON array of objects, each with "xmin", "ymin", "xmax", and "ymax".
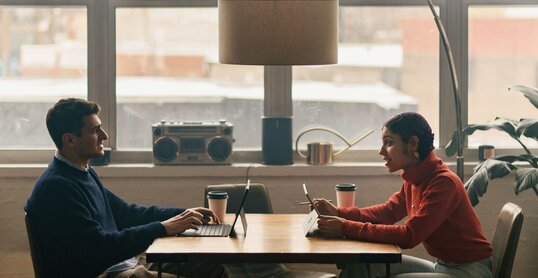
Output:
[{"xmin": 401, "ymin": 152, "xmax": 442, "ymax": 186}]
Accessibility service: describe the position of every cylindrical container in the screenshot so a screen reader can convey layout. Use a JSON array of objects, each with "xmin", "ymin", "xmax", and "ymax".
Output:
[
  {"xmin": 335, "ymin": 183, "xmax": 356, "ymax": 208},
  {"xmin": 262, "ymin": 117, "xmax": 293, "ymax": 165},
  {"xmin": 307, "ymin": 142, "xmax": 333, "ymax": 165},
  {"xmin": 478, "ymin": 145, "xmax": 495, "ymax": 161},
  {"xmin": 207, "ymin": 191, "xmax": 228, "ymax": 223}
]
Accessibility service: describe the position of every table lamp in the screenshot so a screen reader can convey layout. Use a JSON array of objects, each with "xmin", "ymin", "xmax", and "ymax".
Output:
[{"xmin": 219, "ymin": 0, "xmax": 338, "ymax": 165}]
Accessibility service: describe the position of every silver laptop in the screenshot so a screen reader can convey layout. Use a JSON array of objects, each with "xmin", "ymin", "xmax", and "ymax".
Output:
[{"xmin": 180, "ymin": 180, "xmax": 250, "ymax": 237}]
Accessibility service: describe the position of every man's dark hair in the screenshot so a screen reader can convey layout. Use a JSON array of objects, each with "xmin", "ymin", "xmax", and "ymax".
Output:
[
  {"xmin": 384, "ymin": 112, "xmax": 435, "ymax": 160},
  {"xmin": 46, "ymin": 98, "xmax": 100, "ymax": 149}
]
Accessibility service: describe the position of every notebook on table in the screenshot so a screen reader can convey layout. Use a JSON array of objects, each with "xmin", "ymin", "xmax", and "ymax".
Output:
[{"xmin": 179, "ymin": 179, "xmax": 250, "ymax": 237}]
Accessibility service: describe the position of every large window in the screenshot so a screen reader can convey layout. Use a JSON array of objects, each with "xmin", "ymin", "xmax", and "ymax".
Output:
[
  {"xmin": 468, "ymin": 6, "xmax": 538, "ymax": 148},
  {"xmin": 2, "ymin": 0, "xmax": 537, "ymax": 163},
  {"xmin": 294, "ymin": 6, "xmax": 439, "ymax": 149},
  {"xmin": 0, "ymin": 6, "xmax": 87, "ymax": 148}
]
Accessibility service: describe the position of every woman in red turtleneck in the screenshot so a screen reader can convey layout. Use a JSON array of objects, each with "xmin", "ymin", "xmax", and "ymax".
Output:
[{"xmin": 314, "ymin": 112, "xmax": 493, "ymax": 278}]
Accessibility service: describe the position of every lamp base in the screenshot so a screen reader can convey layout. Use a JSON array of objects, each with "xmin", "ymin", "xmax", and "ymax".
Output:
[{"xmin": 262, "ymin": 117, "xmax": 293, "ymax": 165}]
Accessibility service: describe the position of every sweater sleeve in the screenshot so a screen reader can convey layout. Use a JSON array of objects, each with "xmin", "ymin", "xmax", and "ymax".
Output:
[
  {"xmin": 341, "ymin": 176, "xmax": 461, "ymax": 249},
  {"xmin": 338, "ymin": 185, "xmax": 407, "ymax": 224},
  {"xmin": 105, "ymin": 188, "xmax": 185, "ymax": 230}
]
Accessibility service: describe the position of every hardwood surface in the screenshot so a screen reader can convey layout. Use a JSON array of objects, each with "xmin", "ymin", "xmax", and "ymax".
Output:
[{"xmin": 147, "ymin": 214, "xmax": 401, "ymax": 265}]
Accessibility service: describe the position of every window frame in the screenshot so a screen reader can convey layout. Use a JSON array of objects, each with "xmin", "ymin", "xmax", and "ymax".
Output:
[{"xmin": 1, "ymin": 0, "xmax": 537, "ymax": 164}]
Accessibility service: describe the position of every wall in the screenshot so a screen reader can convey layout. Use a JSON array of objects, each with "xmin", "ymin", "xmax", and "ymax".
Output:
[{"xmin": 0, "ymin": 166, "xmax": 535, "ymax": 277}]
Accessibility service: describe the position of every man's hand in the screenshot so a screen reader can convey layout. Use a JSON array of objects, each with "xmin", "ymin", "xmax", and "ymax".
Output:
[
  {"xmin": 317, "ymin": 215, "xmax": 345, "ymax": 237},
  {"xmin": 191, "ymin": 207, "xmax": 220, "ymax": 224},
  {"xmin": 312, "ymin": 198, "xmax": 338, "ymax": 216},
  {"xmin": 161, "ymin": 209, "xmax": 206, "ymax": 236}
]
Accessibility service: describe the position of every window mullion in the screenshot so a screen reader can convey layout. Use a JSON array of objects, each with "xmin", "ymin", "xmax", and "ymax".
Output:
[{"xmin": 89, "ymin": 0, "xmax": 116, "ymax": 149}]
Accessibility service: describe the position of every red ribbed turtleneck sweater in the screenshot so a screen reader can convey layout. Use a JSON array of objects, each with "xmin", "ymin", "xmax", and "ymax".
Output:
[{"xmin": 338, "ymin": 152, "xmax": 492, "ymax": 263}]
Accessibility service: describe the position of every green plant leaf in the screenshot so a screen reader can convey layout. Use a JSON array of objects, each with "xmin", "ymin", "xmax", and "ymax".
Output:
[
  {"xmin": 496, "ymin": 154, "xmax": 538, "ymax": 167},
  {"xmin": 516, "ymin": 118, "xmax": 538, "ymax": 141},
  {"xmin": 514, "ymin": 168, "xmax": 538, "ymax": 195},
  {"xmin": 445, "ymin": 118, "xmax": 518, "ymax": 157},
  {"xmin": 509, "ymin": 85, "xmax": 538, "ymax": 109},
  {"xmin": 465, "ymin": 158, "xmax": 516, "ymax": 206}
]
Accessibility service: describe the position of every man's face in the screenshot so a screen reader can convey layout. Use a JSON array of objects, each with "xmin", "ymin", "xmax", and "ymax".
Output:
[{"xmin": 72, "ymin": 114, "xmax": 108, "ymax": 160}]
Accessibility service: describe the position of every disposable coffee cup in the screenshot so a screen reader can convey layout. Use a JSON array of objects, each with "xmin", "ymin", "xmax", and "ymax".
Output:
[
  {"xmin": 207, "ymin": 191, "xmax": 228, "ymax": 223},
  {"xmin": 335, "ymin": 183, "xmax": 356, "ymax": 208}
]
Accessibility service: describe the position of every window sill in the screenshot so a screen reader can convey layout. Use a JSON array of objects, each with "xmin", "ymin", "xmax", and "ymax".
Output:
[{"xmin": 0, "ymin": 161, "xmax": 478, "ymax": 178}]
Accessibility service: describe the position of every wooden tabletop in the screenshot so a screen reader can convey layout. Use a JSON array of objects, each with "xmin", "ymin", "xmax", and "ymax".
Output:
[{"xmin": 146, "ymin": 214, "xmax": 401, "ymax": 264}]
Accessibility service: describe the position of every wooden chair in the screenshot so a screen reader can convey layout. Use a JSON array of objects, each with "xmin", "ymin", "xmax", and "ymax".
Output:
[
  {"xmin": 205, "ymin": 183, "xmax": 337, "ymax": 278},
  {"xmin": 392, "ymin": 202, "xmax": 524, "ymax": 278},
  {"xmin": 25, "ymin": 212, "xmax": 47, "ymax": 278}
]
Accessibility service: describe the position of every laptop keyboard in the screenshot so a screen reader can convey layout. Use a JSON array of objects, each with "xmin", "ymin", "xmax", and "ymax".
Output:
[{"xmin": 196, "ymin": 224, "xmax": 232, "ymax": 236}]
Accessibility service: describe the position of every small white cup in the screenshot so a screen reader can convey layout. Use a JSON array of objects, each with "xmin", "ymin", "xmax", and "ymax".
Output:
[
  {"xmin": 207, "ymin": 191, "xmax": 228, "ymax": 223},
  {"xmin": 335, "ymin": 183, "xmax": 356, "ymax": 208}
]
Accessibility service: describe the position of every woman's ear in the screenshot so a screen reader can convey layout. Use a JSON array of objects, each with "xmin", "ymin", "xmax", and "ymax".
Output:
[{"xmin": 409, "ymin": 135, "xmax": 419, "ymax": 152}]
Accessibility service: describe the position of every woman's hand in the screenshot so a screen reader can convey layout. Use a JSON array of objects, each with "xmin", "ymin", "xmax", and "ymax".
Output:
[
  {"xmin": 312, "ymin": 198, "xmax": 338, "ymax": 216},
  {"xmin": 317, "ymin": 215, "xmax": 345, "ymax": 237},
  {"xmin": 161, "ymin": 209, "xmax": 206, "ymax": 236}
]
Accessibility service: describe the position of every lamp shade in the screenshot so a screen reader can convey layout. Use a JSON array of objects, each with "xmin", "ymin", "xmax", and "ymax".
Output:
[{"xmin": 219, "ymin": 0, "xmax": 338, "ymax": 65}]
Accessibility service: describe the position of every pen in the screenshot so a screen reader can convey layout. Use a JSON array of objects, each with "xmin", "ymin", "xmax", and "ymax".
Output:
[{"xmin": 298, "ymin": 200, "xmax": 333, "ymax": 205}]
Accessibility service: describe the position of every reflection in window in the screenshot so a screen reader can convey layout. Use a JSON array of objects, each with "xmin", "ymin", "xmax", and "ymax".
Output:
[
  {"xmin": 116, "ymin": 8, "xmax": 262, "ymax": 149},
  {"xmin": 468, "ymin": 6, "xmax": 538, "ymax": 148},
  {"xmin": 294, "ymin": 7, "xmax": 439, "ymax": 149},
  {"xmin": 0, "ymin": 7, "xmax": 87, "ymax": 148}
]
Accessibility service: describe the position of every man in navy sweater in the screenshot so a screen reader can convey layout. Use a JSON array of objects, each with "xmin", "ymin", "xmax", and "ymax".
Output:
[{"xmin": 25, "ymin": 98, "xmax": 225, "ymax": 278}]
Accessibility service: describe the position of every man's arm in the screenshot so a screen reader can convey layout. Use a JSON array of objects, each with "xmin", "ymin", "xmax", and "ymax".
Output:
[{"xmin": 104, "ymin": 188, "xmax": 185, "ymax": 229}]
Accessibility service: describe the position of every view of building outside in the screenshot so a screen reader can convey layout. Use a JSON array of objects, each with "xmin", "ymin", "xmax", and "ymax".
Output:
[
  {"xmin": 294, "ymin": 7, "xmax": 438, "ymax": 149},
  {"xmin": 115, "ymin": 8, "xmax": 264, "ymax": 149},
  {"xmin": 468, "ymin": 6, "xmax": 538, "ymax": 148},
  {"xmin": 0, "ymin": 7, "xmax": 87, "ymax": 148},
  {"xmin": 1, "ymin": 5, "xmax": 536, "ymax": 151},
  {"xmin": 115, "ymin": 7, "xmax": 431, "ymax": 149}
]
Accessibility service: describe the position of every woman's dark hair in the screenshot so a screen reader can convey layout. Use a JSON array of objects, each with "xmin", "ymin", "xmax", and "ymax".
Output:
[
  {"xmin": 383, "ymin": 112, "xmax": 435, "ymax": 160},
  {"xmin": 46, "ymin": 98, "xmax": 100, "ymax": 149}
]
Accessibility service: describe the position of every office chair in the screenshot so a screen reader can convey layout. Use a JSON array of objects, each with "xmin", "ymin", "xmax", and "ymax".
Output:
[
  {"xmin": 25, "ymin": 212, "xmax": 47, "ymax": 278},
  {"xmin": 204, "ymin": 183, "xmax": 337, "ymax": 278},
  {"xmin": 204, "ymin": 182, "xmax": 273, "ymax": 213},
  {"xmin": 392, "ymin": 202, "xmax": 524, "ymax": 278}
]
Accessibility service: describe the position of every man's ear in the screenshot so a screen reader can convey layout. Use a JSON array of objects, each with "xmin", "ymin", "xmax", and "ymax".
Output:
[{"xmin": 62, "ymin": 133, "xmax": 76, "ymax": 148}]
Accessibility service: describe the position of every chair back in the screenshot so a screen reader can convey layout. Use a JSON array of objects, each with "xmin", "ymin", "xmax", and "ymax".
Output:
[
  {"xmin": 25, "ymin": 212, "xmax": 47, "ymax": 278},
  {"xmin": 491, "ymin": 202, "xmax": 524, "ymax": 278},
  {"xmin": 204, "ymin": 183, "xmax": 273, "ymax": 213}
]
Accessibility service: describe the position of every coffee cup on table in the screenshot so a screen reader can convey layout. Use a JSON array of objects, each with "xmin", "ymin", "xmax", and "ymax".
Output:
[
  {"xmin": 207, "ymin": 191, "xmax": 228, "ymax": 223},
  {"xmin": 335, "ymin": 183, "xmax": 356, "ymax": 208}
]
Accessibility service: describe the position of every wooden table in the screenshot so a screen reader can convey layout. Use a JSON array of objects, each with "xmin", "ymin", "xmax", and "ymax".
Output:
[{"xmin": 147, "ymin": 214, "xmax": 401, "ymax": 277}]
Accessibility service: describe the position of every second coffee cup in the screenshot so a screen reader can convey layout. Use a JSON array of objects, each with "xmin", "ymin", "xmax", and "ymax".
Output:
[
  {"xmin": 335, "ymin": 183, "xmax": 356, "ymax": 208},
  {"xmin": 207, "ymin": 191, "xmax": 228, "ymax": 223}
]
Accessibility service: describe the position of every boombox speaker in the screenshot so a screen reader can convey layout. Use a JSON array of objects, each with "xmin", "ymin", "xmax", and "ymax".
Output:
[{"xmin": 152, "ymin": 121, "xmax": 234, "ymax": 165}]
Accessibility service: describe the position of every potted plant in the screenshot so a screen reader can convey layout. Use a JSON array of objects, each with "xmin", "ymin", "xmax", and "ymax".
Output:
[{"xmin": 445, "ymin": 85, "xmax": 538, "ymax": 206}]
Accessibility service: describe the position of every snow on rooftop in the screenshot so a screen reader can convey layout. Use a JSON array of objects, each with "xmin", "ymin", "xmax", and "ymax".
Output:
[{"xmin": 0, "ymin": 77, "xmax": 415, "ymax": 110}]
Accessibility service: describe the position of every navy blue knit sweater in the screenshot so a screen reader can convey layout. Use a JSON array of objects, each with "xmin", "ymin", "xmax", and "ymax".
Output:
[{"xmin": 25, "ymin": 158, "xmax": 184, "ymax": 278}]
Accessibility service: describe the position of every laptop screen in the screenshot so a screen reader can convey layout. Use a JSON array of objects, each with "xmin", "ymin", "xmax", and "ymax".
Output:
[{"xmin": 229, "ymin": 179, "xmax": 250, "ymax": 234}]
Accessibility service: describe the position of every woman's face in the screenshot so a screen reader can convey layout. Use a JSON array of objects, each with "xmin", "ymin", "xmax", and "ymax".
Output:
[{"xmin": 379, "ymin": 127, "xmax": 418, "ymax": 172}]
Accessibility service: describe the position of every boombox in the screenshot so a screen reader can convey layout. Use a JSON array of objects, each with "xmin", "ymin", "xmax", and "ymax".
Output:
[{"xmin": 152, "ymin": 120, "xmax": 234, "ymax": 165}]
